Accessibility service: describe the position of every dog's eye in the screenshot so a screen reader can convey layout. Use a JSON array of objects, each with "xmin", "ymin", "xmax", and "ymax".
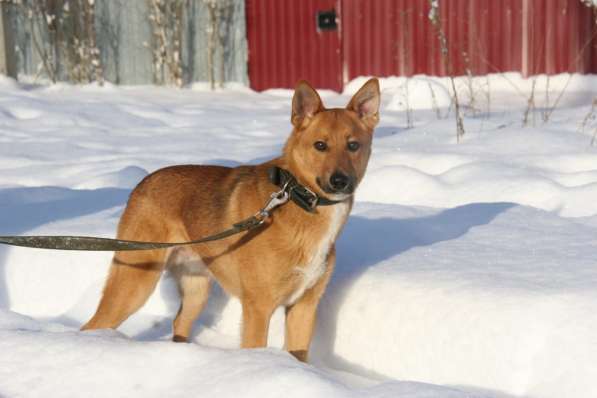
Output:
[
  {"xmin": 347, "ymin": 141, "xmax": 360, "ymax": 152},
  {"xmin": 314, "ymin": 141, "xmax": 328, "ymax": 152}
]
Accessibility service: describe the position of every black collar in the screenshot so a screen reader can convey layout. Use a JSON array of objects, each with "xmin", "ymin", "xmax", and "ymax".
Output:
[{"xmin": 268, "ymin": 166, "xmax": 346, "ymax": 213}]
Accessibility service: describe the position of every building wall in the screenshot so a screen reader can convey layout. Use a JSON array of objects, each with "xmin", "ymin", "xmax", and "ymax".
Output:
[
  {"xmin": 7, "ymin": 0, "xmax": 248, "ymax": 85},
  {"xmin": 3, "ymin": 0, "xmax": 596, "ymax": 89},
  {"xmin": 246, "ymin": 0, "xmax": 343, "ymax": 92},
  {"xmin": 247, "ymin": 0, "xmax": 597, "ymax": 91},
  {"xmin": 342, "ymin": 0, "xmax": 526, "ymax": 79}
]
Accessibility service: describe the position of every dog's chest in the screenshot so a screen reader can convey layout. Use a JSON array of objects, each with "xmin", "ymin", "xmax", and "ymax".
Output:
[{"xmin": 285, "ymin": 203, "xmax": 349, "ymax": 306}]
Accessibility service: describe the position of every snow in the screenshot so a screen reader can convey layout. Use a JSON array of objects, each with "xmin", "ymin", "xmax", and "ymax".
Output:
[{"xmin": 1, "ymin": 73, "xmax": 597, "ymax": 398}]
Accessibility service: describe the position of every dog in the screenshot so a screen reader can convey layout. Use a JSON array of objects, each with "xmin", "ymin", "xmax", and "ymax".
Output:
[{"xmin": 81, "ymin": 78, "xmax": 380, "ymax": 362}]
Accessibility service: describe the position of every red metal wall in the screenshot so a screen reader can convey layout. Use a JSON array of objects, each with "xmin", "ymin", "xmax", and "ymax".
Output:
[
  {"xmin": 341, "ymin": 0, "xmax": 437, "ymax": 78},
  {"xmin": 525, "ymin": 0, "xmax": 596, "ymax": 75},
  {"xmin": 246, "ymin": 0, "xmax": 343, "ymax": 91},
  {"xmin": 342, "ymin": 0, "xmax": 524, "ymax": 79},
  {"xmin": 246, "ymin": 0, "xmax": 597, "ymax": 91}
]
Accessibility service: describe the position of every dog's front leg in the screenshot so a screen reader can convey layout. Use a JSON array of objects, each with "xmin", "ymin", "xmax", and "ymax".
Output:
[
  {"xmin": 285, "ymin": 247, "xmax": 336, "ymax": 362},
  {"xmin": 241, "ymin": 297, "xmax": 275, "ymax": 348}
]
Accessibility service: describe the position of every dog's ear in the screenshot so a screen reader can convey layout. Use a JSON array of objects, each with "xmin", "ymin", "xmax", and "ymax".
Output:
[
  {"xmin": 346, "ymin": 78, "xmax": 380, "ymax": 129},
  {"xmin": 292, "ymin": 80, "xmax": 324, "ymax": 128}
]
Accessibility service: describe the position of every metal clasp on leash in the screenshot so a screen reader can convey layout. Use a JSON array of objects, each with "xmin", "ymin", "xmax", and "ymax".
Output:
[{"xmin": 254, "ymin": 181, "xmax": 291, "ymax": 223}]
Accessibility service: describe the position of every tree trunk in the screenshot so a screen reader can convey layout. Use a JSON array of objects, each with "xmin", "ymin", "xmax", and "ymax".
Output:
[{"xmin": 0, "ymin": 3, "xmax": 17, "ymax": 79}]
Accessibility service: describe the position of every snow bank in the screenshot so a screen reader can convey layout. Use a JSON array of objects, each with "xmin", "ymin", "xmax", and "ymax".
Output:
[
  {"xmin": 358, "ymin": 127, "xmax": 597, "ymax": 217},
  {"xmin": 1, "ymin": 75, "xmax": 597, "ymax": 397},
  {"xmin": 0, "ymin": 312, "xmax": 484, "ymax": 398},
  {"xmin": 325, "ymin": 203, "xmax": 597, "ymax": 398}
]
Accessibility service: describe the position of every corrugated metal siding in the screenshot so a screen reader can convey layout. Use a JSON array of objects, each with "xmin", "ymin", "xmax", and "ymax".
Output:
[
  {"xmin": 464, "ymin": 0, "xmax": 524, "ymax": 75},
  {"xmin": 246, "ymin": 0, "xmax": 342, "ymax": 91},
  {"xmin": 247, "ymin": 0, "xmax": 597, "ymax": 91},
  {"xmin": 525, "ymin": 0, "xmax": 597, "ymax": 75},
  {"xmin": 342, "ymin": 0, "xmax": 525, "ymax": 81}
]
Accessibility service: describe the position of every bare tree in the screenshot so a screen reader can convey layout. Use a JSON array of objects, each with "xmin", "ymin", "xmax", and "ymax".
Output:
[
  {"xmin": 6, "ymin": 0, "xmax": 104, "ymax": 84},
  {"xmin": 18, "ymin": 0, "xmax": 58, "ymax": 83},
  {"xmin": 217, "ymin": 0, "xmax": 234, "ymax": 88},
  {"xmin": 204, "ymin": 0, "xmax": 216, "ymax": 90},
  {"xmin": 0, "ymin": 0, "xmax": 18, "ymax": 78},
  {"xmin": 203, "ymin": 0, "xmax": 233, "ymax": 90},
  {"xmin": 62, "ymin": 0, "xmax": 104, "ymax": 85},
  {"xmin": 147, "ymin": 0, "xmax": 184, "ymax": 87}
]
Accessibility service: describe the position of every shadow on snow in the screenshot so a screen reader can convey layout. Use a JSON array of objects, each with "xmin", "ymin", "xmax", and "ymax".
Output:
[
  {"xmin": 312, "ymin": 202, "xmax": 515, "ymax": 380},
  {"xmin": 0, "ymin": 186, "xmax": 130, "ymax": 308}
]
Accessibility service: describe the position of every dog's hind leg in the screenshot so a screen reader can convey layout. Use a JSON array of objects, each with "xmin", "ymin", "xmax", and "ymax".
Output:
[
  {"xmin": 172, "ymin": 267, "xmax": 211, "ymax": 343},
  {"xmin": 81, "ymin": 248, "xmax": 167, "ymax": 331}
]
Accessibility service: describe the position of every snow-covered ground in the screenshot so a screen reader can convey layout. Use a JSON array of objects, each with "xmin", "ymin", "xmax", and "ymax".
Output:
[{"xmin": 0, "ymin": 73, "xmax": 596, "ymax": 398}]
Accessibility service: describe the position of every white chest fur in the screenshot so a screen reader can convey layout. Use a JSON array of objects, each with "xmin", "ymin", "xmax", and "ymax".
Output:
[{"xmin": 285, "ymin": 202, "xmax": 349, "ymax": 306}]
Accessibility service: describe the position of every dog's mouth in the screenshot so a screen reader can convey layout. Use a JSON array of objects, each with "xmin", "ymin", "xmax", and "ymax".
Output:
[{"xmin": 316, "ymin": 177, "xmax": 355, "ymax": 198}]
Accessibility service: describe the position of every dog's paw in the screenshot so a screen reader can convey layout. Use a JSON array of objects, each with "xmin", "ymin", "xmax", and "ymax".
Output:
[
  {"xmin": 289, "ymin": 349, "xmax": 308, "ymax": 362},
  {"xmin": 172, "ymin": 334, "xmax": 189, "ymax": 343}
]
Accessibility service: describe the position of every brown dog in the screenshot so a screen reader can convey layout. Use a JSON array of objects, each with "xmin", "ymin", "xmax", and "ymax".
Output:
[{"xmin": 82, "ymin": 78, "xmax": 380, "ymax": 362}]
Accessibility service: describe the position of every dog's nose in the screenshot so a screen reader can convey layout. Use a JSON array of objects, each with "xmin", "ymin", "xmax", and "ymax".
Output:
[{"xmin": 329, "ymin": 172, "xmax": 351, "ymax": 192}]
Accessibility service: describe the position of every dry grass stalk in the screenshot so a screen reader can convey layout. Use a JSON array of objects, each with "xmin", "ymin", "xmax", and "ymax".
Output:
[
  {"xmin": 485, "ymin": 74, "xmax": 491, "ymax": 119},
  {"xmin": 541, "ymin": 75, "xmax": 550, "ymax": 122},
  {"xmin": 427, "ymin": 80, "xmax": 442, "ymax": 119},
  {"xmin": 579, "ymin": 97, "xmax": 597, "ymax": 146},
  {"xmin": 523, "ymin": 78, "xmax": 537, "ymax": 127},
  {"xmin": 398, "ymin": 9, "xmax": 414, "ymax": 128},
  {"xmin": 462, "ymin": 51, "xmax": 479, "ymax": 117},
  {"xmin": 542, "ymin": 18, "xmax": 597, "ymax": 122},
  {"xmin": 428, "ymin": 0, "xmax": 465, "ymax": 142}
]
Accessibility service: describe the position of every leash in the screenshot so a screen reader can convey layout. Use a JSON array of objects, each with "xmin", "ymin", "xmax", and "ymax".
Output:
[
  {"xmin": 0, "ymin": 187, "xmax": 289, "ymax": 251},
  {"xmin": 0, "ymin": 167, "xmax": 345, "ymax": 252}
]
